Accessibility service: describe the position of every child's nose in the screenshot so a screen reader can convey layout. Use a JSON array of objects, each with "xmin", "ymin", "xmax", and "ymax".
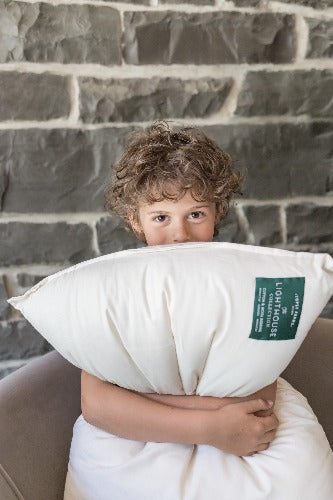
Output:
[{"xmin": 172, "ymin": 222, "xmax": 190, "ymax": 243}]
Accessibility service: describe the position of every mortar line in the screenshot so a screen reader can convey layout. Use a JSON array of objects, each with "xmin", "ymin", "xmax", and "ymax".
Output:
[
  {"xmin": 15, "ymin": 0, "xmax": 333, "ymax": 18},
  {"xmin": 0, "ymin": 115, "xmax": 332, "ymax": 130},
  {"xmin": 68, "ymin": 75, "xmax": 80, "ymax": 123},
  {"xmin": 90, "ymin": 221, "xmax": 102, "ymax": 256},
  {"xmin": 0, "ymin": 212, "xmax": 107, "ymax": 223},
  {"xmin": 1, "ymin": 60, "xmax": 333, "ymax": 78},
  {"xmin": 295, "ymin": 13, "xmax": 309, "ymax": 62},
  {"xmin": 234, "ymin": 196, "xmax": 333, "ymax": 207},
  {"xmin": 279, "ymin": 205, "xmax": 287, "ymax": 244}
]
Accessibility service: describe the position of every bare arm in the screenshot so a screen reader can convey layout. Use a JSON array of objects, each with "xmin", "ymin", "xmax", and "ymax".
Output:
[
  {"xmin": 81, "ymin": 372, "xmax": 278, "ymax": 456},
  {"xmin": 143, "ymin": 381, "xmax": 277, "ymax": 415}
]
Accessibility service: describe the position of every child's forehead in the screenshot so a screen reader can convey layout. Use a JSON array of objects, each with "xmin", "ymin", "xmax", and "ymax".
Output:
[
  {"xmin": 138, "ymin": 187, "xmax": 206, "ymax": 204},
  {"xmin": 137, "ymin": 189, "xmax": 212, "ymax": 210}
]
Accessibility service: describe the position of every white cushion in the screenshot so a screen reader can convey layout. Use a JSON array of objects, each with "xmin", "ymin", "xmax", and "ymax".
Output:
[
  {"xmin": 8, "ymin": 241, "xmax": 333, "ymax": 397},
  {"xmin": 9, "ymin": 242, "xmax": 333, "ymax": 499},
  {"xmin": 63, "ymin": 378, "xmax": 333, "ymax": 500}
]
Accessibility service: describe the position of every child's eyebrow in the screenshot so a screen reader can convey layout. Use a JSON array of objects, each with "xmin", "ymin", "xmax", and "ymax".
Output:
[
  {"xmin": 147, "ymin": 205, "xmax": 210, "ymax": 215},
  {"xmin": 147, "ymin": 210, "xmax": 170, "ymax": 215},
  {"xmin": 187, "ymin": 204, "xmax": 211, "ymax": 211},
  {"xmin": 189, "ymin": 205, "xmax": 211, "ymax": 210},
  {"xmin": 147, "ymin": 210, "xmax": 171, "ymax": 215}
]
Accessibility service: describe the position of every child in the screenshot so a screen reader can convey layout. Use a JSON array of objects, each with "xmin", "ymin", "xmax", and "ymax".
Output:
[{"xmin": 80, "ymin": 121, "xmax": 279, "ymax": 457}]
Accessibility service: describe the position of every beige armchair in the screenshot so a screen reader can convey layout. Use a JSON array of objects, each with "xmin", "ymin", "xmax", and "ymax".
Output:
[{"xmin": 0, "ymin": 317, "xmax": 332, "ymax": 500}]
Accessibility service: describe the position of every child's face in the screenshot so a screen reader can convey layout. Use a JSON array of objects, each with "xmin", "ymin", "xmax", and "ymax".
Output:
[{"xmin": 132, "ymin": 191, "xmax": 220, "ymax": 246}]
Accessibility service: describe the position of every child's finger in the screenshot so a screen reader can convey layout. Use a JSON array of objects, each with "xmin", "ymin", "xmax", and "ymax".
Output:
[
  {"xmin": 255, "ymin": 443, "xmax": 271, "ymax": 452},
  {"xmin": 261, "ymin": 429, "xmax": 277, "ymax": 444},
  {"xmin": 238, "ymin": 398, "xmax": 274, "ymax": 414},
  {"xmin": 245, "ymin": 441, "xmax": 273, "ymax": 457},
  {"xmin": 261, "ymin": 414, "xmax": 279, "ymax": 433}
]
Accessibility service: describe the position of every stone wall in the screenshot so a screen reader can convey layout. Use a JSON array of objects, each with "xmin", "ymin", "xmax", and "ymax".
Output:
[{"xmin": 0, "ymin": 0, "xmax": 332, "ymax": 378}]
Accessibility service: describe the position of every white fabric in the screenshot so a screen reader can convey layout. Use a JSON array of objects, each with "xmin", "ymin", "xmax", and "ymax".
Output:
[
  {"xmin": 8, "ymin": 242, "xmax": 333, "ymax": 397},
  {"xmin": 64, "ymin": 378, "xmax": 333, "ymax": 500},
  {"xmin": 8, "ymin": 242, "xmax": 333, "ymax": 498}
]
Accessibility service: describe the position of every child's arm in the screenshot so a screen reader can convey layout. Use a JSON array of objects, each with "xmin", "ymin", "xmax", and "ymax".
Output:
[
  {"xmin": 81, "ymin": 372, "xmax": 278, "ymax": 456},
  {"xmin": 143, "ymin": 380, "xmax": 277, "ymax": 417}
]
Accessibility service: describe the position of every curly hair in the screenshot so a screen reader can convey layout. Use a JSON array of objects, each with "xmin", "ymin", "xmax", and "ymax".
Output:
[{"xmin": 105, "ymin": 121, "xmax": 242, "ymax": 239}]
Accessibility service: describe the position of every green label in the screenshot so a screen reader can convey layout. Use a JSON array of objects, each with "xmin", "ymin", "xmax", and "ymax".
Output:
[{"xmin": 249, "ymin": 277, "xmax": 305, "ymax": 341}]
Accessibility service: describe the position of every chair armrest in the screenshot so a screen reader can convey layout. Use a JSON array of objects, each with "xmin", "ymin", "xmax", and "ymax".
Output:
[
  {"xmin": 0, "ymin": 351, "xmax": 81, "ymax": 500},
  {"xmin": 282, "ymin": 317, "xmax": 333, "ymax": 450}
]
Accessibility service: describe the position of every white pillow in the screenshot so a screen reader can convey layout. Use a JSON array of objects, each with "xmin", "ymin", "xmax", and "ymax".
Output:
[
  {"xmin": 63, "ymin": 378, "xmax": 333, "ymax": 500},
  {"xmin": 8, "ymin": 242, "xmax": 333, "ymax": 397}
]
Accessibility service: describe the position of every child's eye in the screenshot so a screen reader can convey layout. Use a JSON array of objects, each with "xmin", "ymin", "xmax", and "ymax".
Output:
[
  {"xmin": 189, "ymin": 211, "xmax": 204, "ymax": 219},
  {"xmin": 153, "ymin": 215, "xmax": 167, "ymax": 223}
]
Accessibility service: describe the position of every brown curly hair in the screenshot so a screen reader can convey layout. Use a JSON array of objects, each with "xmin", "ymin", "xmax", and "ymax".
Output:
[{"xmin": 105, "ymin": 121, "xmax": 242, "ymax": 240}]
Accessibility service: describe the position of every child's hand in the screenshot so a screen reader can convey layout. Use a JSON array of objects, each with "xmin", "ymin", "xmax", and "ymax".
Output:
[{"xmin": 204, "ymin": 399, "xmax": 279, "ymax": 456}]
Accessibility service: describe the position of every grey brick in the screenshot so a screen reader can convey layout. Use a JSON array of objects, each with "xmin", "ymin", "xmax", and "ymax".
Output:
[
  {"xmin": 231, "ymin": 0, "xmax": 261, "ymax": 4},
  {"xmin": 0, "ymin": 72, "xmax": 70, "ymax": 121},
  {"xmin": 0, "ymin": 127, "xmax": 134, "ymax": 213},
  {"xmin": 306, "ymin": 18, "xmax": 333, "ymax": 59},
  {"xmin": 232, "ymin": 0, "xmax": 331, "ymax": 7},
  {"xmin": 0, "ymin": 222, "xmax": 95, "ymax": 266},
  {"xmin": 112, "ymin": 0, "xmax": 150, "ymax": 3},
  {"xmin": 79, "ymin": 77, "xmax": 232, "ymax": 123},
  {"xmin": 0, "ymin": 2, "xmax": 121, "ymax": 64},
  {"xmin": 243, "ymin": 205, "xmax": 281, "ymax": 246},
  {"xmin": 286, "ymin": 204, "xmax": 333, "ymax": 245},
  {"xmin": 97, "ymin": 216, "xmax": 144, "ymax": 255},
  {"xmin": 159, "ymin": 0, "xmax": 214, "ymax": 4},
  {"xmin": 108, "ymin": 0, "xmax": 150, "ymax": 2},
  {"xmin": 213, "ymin": 207, "xmax": 245, "ymax": 243},
  {"xmin": 0, "ymin": 277, "xmax": 10, "ymax": 320},
  {"xmin": 0, "ymin": 0, "xmax": 39, "ymax": 62},
  {"xmin": 0, "ymin": 172, "xmax": 6, "ymax": 211},
  {"xmin": 289, "ymin": 0, "xmax": 331, "ymax": 6},
  {"xmin": 0, "ymin": 320, "xmax": 52, "ymax": 360},
  {"xmin": 236, "ymin": 70, "xmax": 333, "ymax": 118},
  {"xmin": 123, "ymin": 11, "xmax": 296, "ymax": 64},
  {"xmin": 0, "ymin": 131, "xmax": 11, "ymax": 211},
  {"xmin": 203, "ymin": 122, "xmax": 333, "ymax": 199}
]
